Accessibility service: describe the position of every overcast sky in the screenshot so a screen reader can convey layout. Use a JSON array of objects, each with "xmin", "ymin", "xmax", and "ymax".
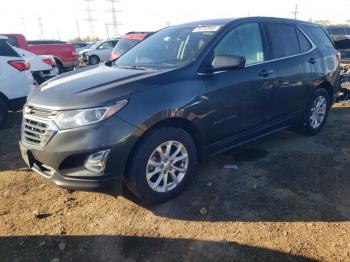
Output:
[{"xmin": 1, "ymin": 0, "xmax": 350, "ymax": 41}]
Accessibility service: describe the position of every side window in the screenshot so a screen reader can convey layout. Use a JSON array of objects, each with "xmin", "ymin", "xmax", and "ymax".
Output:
[
  {"xmin": 296, "ymin": 29, "xmax": 312, "ymax": 53},
  {"xmin": 214, "ymin": 23, "xmax": 265, "ymax": 65},
  {"xmin": 345, "ymin": 28, "xmax": 350, "ymax": 35},
  {"xmin": 0, "ymin": 40, "xmax": 20, "ymax": 57},
  {"xmin": 265, "ymin": 23, "xmax": 300, "ymax": 59},
  {"xmin": 98, "ymin": 41, "xmax": 113, "ymax": 49}
]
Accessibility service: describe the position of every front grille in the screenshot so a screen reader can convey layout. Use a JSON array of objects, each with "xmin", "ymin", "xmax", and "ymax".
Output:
[
  {"xmin": 23, "ymin": 118, "xmax": 53, "ymax": 146},
  {"xmin": 22, "ymin": 106, "xmax": 59, "ymax": 147}
]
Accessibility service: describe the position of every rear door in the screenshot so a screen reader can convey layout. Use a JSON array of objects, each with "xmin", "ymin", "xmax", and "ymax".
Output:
[{"xmin": 262, "ymin": 22, "xmax": 319, "ymax": 120}]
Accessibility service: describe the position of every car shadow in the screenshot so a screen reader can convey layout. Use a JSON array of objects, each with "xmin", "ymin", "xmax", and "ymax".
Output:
[{"xmin": 0, "ymin": 235, "xmax": 316, "ymax": 261}]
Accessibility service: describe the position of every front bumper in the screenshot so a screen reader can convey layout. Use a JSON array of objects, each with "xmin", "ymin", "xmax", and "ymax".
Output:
[{"xmin": 19, "ymin": 116, "xmax": 139, "ymax": 191}]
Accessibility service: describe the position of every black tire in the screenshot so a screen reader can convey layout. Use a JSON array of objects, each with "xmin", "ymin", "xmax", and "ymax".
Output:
[
  {"xmin": 88, "ymin": 55, "xmax": 100, "ymax": 65},
  {"xmin": 55, "ymin": 59, "xmax": 64, "ymax": 74},
  {"xmin": 301, "ymin": 88, "xmax": 330, "ymax": 136},
  {"xmin": 0, "ymin": 98, "xmax": 8, "ymax": 130},
  {"xmin": 126, "ymin": 128, "xmax": 197, "ymax": 204}
]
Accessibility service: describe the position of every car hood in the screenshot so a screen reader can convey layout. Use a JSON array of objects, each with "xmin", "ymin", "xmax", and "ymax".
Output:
[
  {"xmin": 79, "ymin": 49, "xmax": 91, "ymax": 55},
  {"xmin": 27, "ymin": 64, "xmax": 169, "ymax": 110}
]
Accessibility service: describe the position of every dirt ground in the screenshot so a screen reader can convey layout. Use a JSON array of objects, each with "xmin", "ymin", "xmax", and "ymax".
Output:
[{"xmin": 1, "ymin": 102, "xmax": 350, "ymax": 262}]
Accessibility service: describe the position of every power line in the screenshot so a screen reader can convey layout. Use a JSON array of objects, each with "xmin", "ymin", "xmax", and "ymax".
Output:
[
  {"xmin": 105, "ymin": 0, "xmax": 122, "ymax": 38},
  {"xmin": 292, "ymin": 3, "xmax": 299, "ymax": 20},
  {"xmin": 84, "ymin": 0, "xmax": 96, "ymax": 36}
]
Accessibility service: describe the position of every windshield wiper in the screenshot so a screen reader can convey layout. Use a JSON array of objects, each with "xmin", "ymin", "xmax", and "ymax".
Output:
[{"xmin": 118, "ymin": 65, "xmax": 150, "ymax": 70}]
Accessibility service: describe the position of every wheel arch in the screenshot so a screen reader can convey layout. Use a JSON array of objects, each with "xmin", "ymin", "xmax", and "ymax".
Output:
[
  {"xmin": 317, "ymin": 81, "xmax": 334, "ymax": 106},
  {"xmin": 124, "ymin": 117, "xmax": 204, "ymax": 178}
]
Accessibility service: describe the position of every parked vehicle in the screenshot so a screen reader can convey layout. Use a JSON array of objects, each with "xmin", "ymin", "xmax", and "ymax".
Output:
[
  {"xmin": 2, "ymin": 34, "xmax": 78, "ymax": 73},
  {"xmin": 79, "ymin": 39, "xmax": 119, "ymax": 65},
  {"xmin": 110, "ymin": 32, "xmax": 153, "ymax": 60},
  {"xmin": 14, "ymin": 47, "xmax": 58, "ymax": 84},
  {"xmin": 20, "ymin": 17, "xmax": 340, "ymax": 204},
  {"xmin": 332, "ymin": 36, "xmax": 350, "ymax": 64},
  {"xmin": 73, "ymin": 42, "xmax": 92, "ymax": 54},
  {"xmin": 327, "ymin": 26, "xmax": 350, "ymax": 37},
  {"xmin": 0, "ymin": 36, "xmax": 35, "ymax": 128}
]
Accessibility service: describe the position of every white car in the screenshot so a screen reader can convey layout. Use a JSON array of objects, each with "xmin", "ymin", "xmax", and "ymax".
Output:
[
  {"xmin": 0, "ymin": 36, "xmax": 35, "ymax": 128},
  {"xmin": 79, "ymin": 39, "xmax": 119, "ymax": 65},
  {"xmin": 14, "ymin": 47, "xmax": 58, "ymax": 84}
]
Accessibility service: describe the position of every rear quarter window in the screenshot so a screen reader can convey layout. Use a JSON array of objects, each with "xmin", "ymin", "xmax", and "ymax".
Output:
[
  {"xmin": 296, "ymin": 28, "xmax": 312, "ymax": 53},
  {"xmin": 0, "ymin": 40, "xmax": 20, "ymax": 57}
]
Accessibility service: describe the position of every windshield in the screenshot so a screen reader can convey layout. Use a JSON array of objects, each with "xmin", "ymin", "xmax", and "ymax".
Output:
[
  {"xmin": 114, "ymin": 26, "xmax": 221, "ymax": 69},
  {"xmin": 112, "ymin": 38, "xmax": 140, "ymax": 55},
  {"xmin": 91, "ymin": 41, "xmax": 102, "ymax": 49}
]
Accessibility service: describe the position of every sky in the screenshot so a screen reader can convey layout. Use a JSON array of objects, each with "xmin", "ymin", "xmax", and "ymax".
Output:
[{"xmin": 1, "ymin": 0, "xmax": 350, "ymax": 41}]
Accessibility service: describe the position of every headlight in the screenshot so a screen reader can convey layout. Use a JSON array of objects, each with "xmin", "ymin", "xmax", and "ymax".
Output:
[{"xmin": 54, "ymin": 100, "xmax": 128, "ymax": 130}]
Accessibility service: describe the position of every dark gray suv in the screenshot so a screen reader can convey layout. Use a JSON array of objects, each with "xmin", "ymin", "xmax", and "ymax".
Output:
[{"xmin": 20, "ymin": 17, "xmax": 340, "ymax": 203}]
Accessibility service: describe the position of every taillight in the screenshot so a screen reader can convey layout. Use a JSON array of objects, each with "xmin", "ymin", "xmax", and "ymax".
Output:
[
  {"xmin": 7, "ymin": 60, "xmax": 30, "ymax": 71},
  {"xmin": 42, "ymin": 58, "xmax": 55, "ymax": 66},
  {"xmin": 336, "ymin": 51, "xmax": 341, "ymax": 62}
]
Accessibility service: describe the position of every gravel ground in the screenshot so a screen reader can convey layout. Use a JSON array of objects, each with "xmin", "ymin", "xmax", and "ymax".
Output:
[{"xmin": 1, "ymin": 102, "xmax": 350, "ymax": 262}]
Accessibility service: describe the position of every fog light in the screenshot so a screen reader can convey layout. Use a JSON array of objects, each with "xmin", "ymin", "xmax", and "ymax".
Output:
[{"xmin": 84, "ymin": 150, "xmax": 110, "ymax": 173}]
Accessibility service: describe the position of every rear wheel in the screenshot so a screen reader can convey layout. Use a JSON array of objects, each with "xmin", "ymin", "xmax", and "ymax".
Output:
[
  {"xmin": 301, "ymin": 88, "xmax": 330, "ymax": 136},
  {"xmin": 0, "ymin": 98, "xmax": 8, "ymax": 129},
  {"xmin": 126, "ymin": 128, "xmax": 197, "ymax": 204}
]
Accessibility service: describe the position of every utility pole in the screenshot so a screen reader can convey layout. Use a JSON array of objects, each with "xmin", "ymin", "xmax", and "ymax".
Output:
[
  {"xmin": 57, "ymin": 28, "xmax": 61, "ymax": 40},
  {"xmin": 84, "ymin": 0, "xmax": 96, "ymax": 37},
  {"xmin": 37, "ymin": 17, "xmax": 44, "ymax": 39},
  {"xmin": 106, "ymin": 0, "xmax": 122, "ymax": 38},
  {"xmin": 292, "ymin": 3, "xmax": 299, "ymax": 20},
  {"xmin": 105, "ymin": 23, "xmax": 110, "ymax": 39},
  {"xmin": 76, "ymin": 19, "xmax": 81, "ymax": 39},
  {"xmin": 20, "ymin": 17, "xmax": 26, "ymax": 35}
]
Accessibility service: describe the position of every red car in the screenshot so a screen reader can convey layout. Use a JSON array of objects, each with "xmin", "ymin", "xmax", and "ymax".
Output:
[
  {"xmin": 110, "ymin": 32, "xmax": 153, "ymax": 60},
  {"xmin": 3, "ymin": 34, "xmax": 78, "ymax": 73}
]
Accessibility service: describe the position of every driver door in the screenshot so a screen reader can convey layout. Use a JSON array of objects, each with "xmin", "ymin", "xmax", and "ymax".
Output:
[{"xmin": 204, "ymin": 22, "xmax": 276, "ymax": 147}]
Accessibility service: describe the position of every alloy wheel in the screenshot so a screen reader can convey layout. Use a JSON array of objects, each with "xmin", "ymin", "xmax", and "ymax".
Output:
[
  {"xmin": 146, "ymin": 140, "xmax": 189, "ymax": 193},
  {"xmin": 310, "ymin": 95, "xmax": 327, "ymax": 129}
]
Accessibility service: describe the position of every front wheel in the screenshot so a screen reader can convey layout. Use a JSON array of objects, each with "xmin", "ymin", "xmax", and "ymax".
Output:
[
  {"xmin": 126, "ymin": 128, "xmax": 197, "ymax": 204},
  {"xmin": 301, "ymin": 88, "xmax": 330, "ymax": 136}
]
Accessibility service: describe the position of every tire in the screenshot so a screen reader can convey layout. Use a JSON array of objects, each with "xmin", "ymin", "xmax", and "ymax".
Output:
[
  {"xmin": 126, "ymin": 128, "xmax": 197, "ymax": 204},
  {"xmin": 88, "ymin": 55, "xmax": 100, "ymax": 65},
  {"xmin": 0, "ymin": 98, "xmax": 8, "ymax": 130},
  {"xmin": 55, "ymin": 59, "xmax": 64, "ymax": 74},
  {"xmin": 301, "ymin": 88, "xmax": 330, "ymax": 136}
]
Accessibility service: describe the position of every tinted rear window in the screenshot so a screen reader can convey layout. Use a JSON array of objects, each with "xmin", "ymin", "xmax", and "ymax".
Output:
[
  {"xmin": 265, "ymin": 22, "xmax": 300, "ymax": 59},
  {"xmin": 6, "ymin": 36, "xmax": 20, "ymax": 48},
  {"xmin": 0, "ymin": 40, "xmax": 20, "ymax": 57},
  {"xmin": 304, "ymin": 25, "xmax": 334, "ymax": 49}
]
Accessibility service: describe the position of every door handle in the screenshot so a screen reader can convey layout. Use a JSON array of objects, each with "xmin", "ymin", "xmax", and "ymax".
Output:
[
  {"xmin": 259, "ymin": 69, "xmax": 275, "ymax": 78},
  {"xmin": 309, "ymin": 58, "xmax": 318, "ymax": 64}
]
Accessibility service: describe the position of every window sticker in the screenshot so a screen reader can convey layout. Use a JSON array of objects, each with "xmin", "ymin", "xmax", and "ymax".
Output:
[{"xmin": 193, "ymin": 26, "xmax": 222, "ymax": 33}]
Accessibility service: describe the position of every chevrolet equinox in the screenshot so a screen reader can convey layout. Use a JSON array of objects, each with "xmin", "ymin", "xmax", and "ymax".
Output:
[{"xmin": 20, "ymin": 17, "xmax": 341, "ymax": 203}]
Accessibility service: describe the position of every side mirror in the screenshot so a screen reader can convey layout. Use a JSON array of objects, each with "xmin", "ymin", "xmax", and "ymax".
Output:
[{"xmin": 209, "ymin": 55, "xmax": 246, "ymax": 72}]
